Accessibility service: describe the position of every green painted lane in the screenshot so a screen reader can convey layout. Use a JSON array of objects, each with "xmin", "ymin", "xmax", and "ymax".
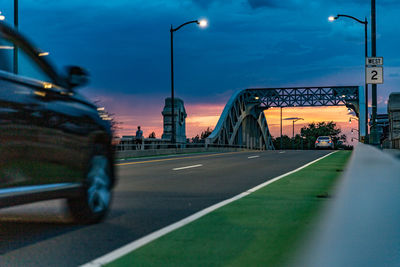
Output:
[{"xmin": 106, "ymin": 151, "xmax": 352, "ymax": 267}]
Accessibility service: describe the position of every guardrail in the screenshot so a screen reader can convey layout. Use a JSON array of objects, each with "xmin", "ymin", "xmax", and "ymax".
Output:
[
  {"xmin": 115, "ymin": 143, "xmax": 257, "ymax": 159},
  {"xmin": 298, "ymin": 143, "xmax": 400, "ymax": 267},
  {"xmin": 115, "ymin": 142, "xmax": 250, "ymax": 151}
]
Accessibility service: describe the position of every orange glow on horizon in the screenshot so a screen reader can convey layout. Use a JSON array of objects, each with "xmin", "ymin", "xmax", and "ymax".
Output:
[
  {"xmin": 114, "ymin": 104, "xmax": 356, "ymax": 145},
  {"xmin": 114, "ymin": 103, "xmax": 225, "ymax": 139},
  {"xmin": 265, "ymin": 106, "xmax": 357, "ymax": 144}
]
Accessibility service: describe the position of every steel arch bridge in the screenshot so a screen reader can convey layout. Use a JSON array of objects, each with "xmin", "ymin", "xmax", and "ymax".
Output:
[{"xmin": 206, "ymin": 86, "xmax": 365, "ymax": 150}]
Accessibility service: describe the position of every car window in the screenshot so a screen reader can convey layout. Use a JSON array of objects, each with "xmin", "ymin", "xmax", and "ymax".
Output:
[
  {"xmin": 318, "ymin": 136, "xmax": 330, "ymax": 140},
  {"xmin": 0, "ymin": 38, "xmax": 13, "ymax": 72},
  {"xmin": 18, "ymin": 48, "xmax": 53, "ymax": 82},
  {"xmin": 0, "ymin": 32, "xmax": 53, "ymax": 83}
]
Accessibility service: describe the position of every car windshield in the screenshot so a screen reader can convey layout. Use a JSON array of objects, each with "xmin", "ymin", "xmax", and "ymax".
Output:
[{"xmin": 318, "ymin": 137, "xmax": 330, "ymax": 140}]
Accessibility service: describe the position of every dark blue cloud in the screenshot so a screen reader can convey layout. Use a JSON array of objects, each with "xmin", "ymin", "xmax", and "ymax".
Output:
[
  {"xmin": 247, "ymin": 0, "xmax": 400, "ymax": 9},
  {"xmin": 0, "ymin": 0, "xmax": 397, "ymax": 115},
  {"xmin": 247, "ymin": 0, "xmax": 279, "ymax": 9},
  {"xmin": 191, "ymin": 0, "xmax": 217, "ymax": 9}
]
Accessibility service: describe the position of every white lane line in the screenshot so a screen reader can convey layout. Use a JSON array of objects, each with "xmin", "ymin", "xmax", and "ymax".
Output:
[
  {"xmin": 80, "ymin": 151, "xmax": 337, "ymax": 267},
  {"xmin": 279, "ymin": 151, "xmax": 286, "ymax": 154},
  {"xmin": 248, "ymin": 155, "xmax": 260, "ymax": 159},
  {"xmin": 172, "ymin": 164, "xmax": 203, "ymax": 171}
]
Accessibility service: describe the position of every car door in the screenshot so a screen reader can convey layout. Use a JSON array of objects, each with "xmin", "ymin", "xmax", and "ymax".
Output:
[
  {"xmin": 32, "ymin": 86, "xmax": 104, "ymax": 184},
  {"xmin": 0, "ymin": 74, "xmax": 42, "ymax": 189},
  {"xmin": 0, "ymin": 34, "xmax": 45, "ymax": 189},
  {"xmin": 0, "ymin": 24, "xmax": 96, "ymax": 190}
]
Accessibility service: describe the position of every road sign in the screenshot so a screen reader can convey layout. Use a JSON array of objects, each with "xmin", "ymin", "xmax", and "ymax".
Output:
[
  {"xmin": 366, "ymin": 66, "xmax": 383, "ymax": 84},
  {"xmin": 366, "ymin": 57, "xmax": 383, "ymax": 66}
]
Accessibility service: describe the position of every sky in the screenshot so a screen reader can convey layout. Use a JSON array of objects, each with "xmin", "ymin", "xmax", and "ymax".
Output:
[{"xmin": 1, "ymin": 0, "xmax": 399, "ymax": 142}]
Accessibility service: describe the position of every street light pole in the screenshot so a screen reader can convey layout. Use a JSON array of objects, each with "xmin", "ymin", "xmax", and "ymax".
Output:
[
  {"xmin": 349, "ymin": 116, "xmax": 360, "ymax": 141},
  {"xmin": 283, "ymin": 117, "xmax": 303, "ymax": 149},
  {"xmin": 364, "ymin": 17, "xmax": 368, "ymax": 141},
  {"xmin": 292, "ymin": 121, "xmax": 295, "ymax": 139},
  {"xmin": 292, "ymin": 118, "xmax": 303, "ymax": 150},
  {"xmin": 170, "ymin": 19, "xmax": 207, "ymax": 145},
  {"xmin": 292, "ymin": 118, "xmax": 303, "ymax": 138},
  {"xmin": 370, "ymin": 0, "xmax": 379, "ymax": 146},
  {"xmin": 170, "ymin": 25, "xmax": 175, "ymax": 145},
  {"xmin": 280, "ymin": 107, "xmax": 283, "ymax": 150},
  {"xmin": 329, "ymin": 14, "xmax": 368, "ymax": 142},
  {"xmin": 13, "ymin": 0, "xmax": 18, "ymax": 74}
]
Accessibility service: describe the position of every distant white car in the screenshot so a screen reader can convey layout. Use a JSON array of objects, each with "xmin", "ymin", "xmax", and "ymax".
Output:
[{"xmin": 315, "ymin": 136, "xmax": 334, "ymax": 149}]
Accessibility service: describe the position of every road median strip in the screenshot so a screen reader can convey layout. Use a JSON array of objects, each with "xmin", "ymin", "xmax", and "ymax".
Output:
[{"xmin": 83, "ymin": 151, "xmax": 351, "ymax": 267}]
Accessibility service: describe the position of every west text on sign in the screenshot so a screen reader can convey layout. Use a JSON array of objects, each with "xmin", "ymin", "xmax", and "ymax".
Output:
[{"xmin": 366, "ymin": 57, "xmax": 383, "ymax": 66}]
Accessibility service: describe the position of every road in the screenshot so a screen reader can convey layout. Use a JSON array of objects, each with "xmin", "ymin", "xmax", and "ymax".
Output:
[{"xmin": 0, "ymin": 150, "xmax": 330, "ymax": 266}]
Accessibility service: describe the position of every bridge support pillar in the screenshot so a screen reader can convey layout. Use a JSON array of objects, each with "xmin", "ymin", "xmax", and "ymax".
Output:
[{"xmin": 162, "ymin": 98, "xmax": 187, "ymax": 143}]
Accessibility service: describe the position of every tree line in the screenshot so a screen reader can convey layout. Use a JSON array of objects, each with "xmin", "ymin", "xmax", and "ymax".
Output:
[
  {"xmin": 192, "ymin": 122, "xmax": 352, "ymax": 149},
  {"xmin": 273, "ymin": 121, "xmax": 351, "ymax": 150}
]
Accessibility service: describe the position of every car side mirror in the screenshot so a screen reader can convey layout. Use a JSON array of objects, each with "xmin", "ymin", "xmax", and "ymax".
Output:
[{"xmin": 66, "ymin": 66, "xmax": 89, "ymax": 89}]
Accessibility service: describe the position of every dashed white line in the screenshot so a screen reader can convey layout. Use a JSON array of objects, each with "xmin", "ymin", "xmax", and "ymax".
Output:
[
  {"xmin": 279, "ymin": 151, "xmax": 286, "ymax": 154},
  {"xmin": 172, "ymin": 164, "xmax": 203, "ymax": 171},
  {"xmin": 248, "ymin": 155, "xmax": 260, "ymax": 159}
]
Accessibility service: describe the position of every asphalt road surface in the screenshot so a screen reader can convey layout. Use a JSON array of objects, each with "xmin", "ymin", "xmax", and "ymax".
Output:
[{"xmin": 0, "ymin": 150, "xmax": 331, "ymax": 266}]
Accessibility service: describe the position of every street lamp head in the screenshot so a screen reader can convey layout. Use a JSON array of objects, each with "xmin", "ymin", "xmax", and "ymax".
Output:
[
  {"xmin": 38, "ymin": 52, "xmax": 50, "ymax": 57},
  {"xmin": 198, "ymin": 19, "xmax": 208, "ymax": 28},
  {"xmin": 0, "ymin": 11, "xmax": 5, "ymax": 21},
  {"xmin": 328, "ymin": 16, "xmax": 337, "ymax": 22}
]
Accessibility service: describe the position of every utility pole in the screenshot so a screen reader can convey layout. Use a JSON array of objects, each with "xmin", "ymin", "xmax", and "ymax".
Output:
[
  {"xmin": 370, "ymin": 0, "xmax": 379, "ymax": 145},
  {"xmin": 364, "ymin": 17, "xmax": 369, "ymax": 142},
  {"xmin": 169, "ymin": 20, "xmax": 207, "ymax": 146},
  {"xmin": 329, "ymin": 14, "xmax": 369, "ymax": 142},
  {"xmin": 170, "ymin": 25, "xmax": 175, "ymax": 145},
  {"xmin": 13, "ymin": 0, "xmax": 18, "ymax": 74},
  {"xmin": 280, "ymin": 107, "xmax": 283, "ymax": 150}
]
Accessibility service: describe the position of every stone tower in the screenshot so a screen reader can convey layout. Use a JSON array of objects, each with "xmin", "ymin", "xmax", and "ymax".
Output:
[{"xmin": 161, "ymin": 97, "xmax": 187, "ymax": 143}]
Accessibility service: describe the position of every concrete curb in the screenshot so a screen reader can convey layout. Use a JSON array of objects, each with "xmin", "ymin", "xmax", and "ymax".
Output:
[{"xmin": 299, "ymin": 144, "xmax": 400, "ymax": 267}]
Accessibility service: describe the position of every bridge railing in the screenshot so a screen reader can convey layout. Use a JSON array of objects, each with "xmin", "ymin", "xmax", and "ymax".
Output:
[
  {"xmin": 115, "ymin": 142, "xmax": 259, "ymax": 151},
  {"xmin": 115, "ymin": 142, "xmax": 261, "ymax": 159}
]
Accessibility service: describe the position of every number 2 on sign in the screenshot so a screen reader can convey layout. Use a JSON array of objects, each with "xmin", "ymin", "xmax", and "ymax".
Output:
[
  {"xmin": 371, "ymin": 70, "xmax": 378, "ymax": 80},
  {"xmin": 366, "ymin": 67, "xmax": 383, "ymax": 84}
]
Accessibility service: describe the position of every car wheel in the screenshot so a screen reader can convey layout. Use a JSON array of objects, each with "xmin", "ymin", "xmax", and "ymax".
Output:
[{"xmin": 68, "ymin": 148, "xmax": 112, "ymax": 224}]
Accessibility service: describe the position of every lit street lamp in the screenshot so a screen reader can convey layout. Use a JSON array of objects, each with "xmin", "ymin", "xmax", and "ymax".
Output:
[
  {"xmin": 38, "ymin": 51, "xmax": 50, "ymax": 57},
  {"xmin": 283, "ymin": 117, "xmax": 304, "ymax": 150},
  {"xmin": 284, "ymin": 117, "xmax": 304, "ymax": 138},
  {"xmin": 170, "ymin": 19, "xmax": 207, "ymax": 145},
  {"xmin": 0, "ymin": 11, "xmax": 5, "ymax": 21},
  {"xmin": 329, "ymin": 14, "xmax": 368, "ymax": 142}
]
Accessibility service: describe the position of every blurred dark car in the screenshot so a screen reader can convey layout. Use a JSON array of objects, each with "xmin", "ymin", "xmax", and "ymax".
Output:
[{"xmin": 0, "ymin": 22, "xmax": 115, "ymax": 224}]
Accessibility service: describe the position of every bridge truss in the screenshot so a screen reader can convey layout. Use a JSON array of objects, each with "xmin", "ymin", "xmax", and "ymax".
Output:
[{"xmin": 206, "ymin": 86, "xmax": 365, "ymax": 150}]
